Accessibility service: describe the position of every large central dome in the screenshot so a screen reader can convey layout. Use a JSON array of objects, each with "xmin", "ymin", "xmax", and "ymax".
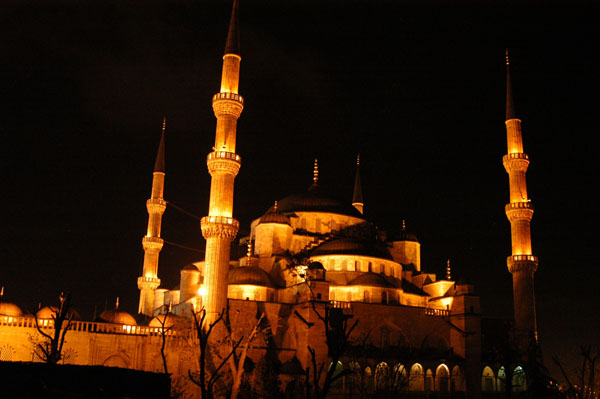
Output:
[{"xmin": 268, "ymin": 184, "xmax": 363, "ymax": 218}]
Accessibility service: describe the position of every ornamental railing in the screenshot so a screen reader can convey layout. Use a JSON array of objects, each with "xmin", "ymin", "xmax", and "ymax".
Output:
[
  {"xmin": 207, "ymin": 151, "xmax": 241, "ymax": 162},
  {"xmin": 212, "ymin": 92, "xmax": 244, "ymax": 104}
]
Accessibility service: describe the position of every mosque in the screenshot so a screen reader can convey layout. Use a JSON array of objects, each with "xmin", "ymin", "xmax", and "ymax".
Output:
[{"xmin": 0, "ymin": 1, "xmax": 539, "ymax": 398}]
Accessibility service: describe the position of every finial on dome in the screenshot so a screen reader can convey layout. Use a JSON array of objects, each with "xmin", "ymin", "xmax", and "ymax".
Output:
[
  {"xmin": 274, "ymin": 201, "xmax": 278, "ymax": 212},
  {"xmin": 446, "ymin": 259, "xmax": 452, "ymax": 280},
  {"xmin": 356, "ymin": 154, "xmax": 360, "ymax": 166},
  {"xmin": 0, "ymin": 286, "xmax": 3, "ymax": 297},
  {"xmin": 402, "ymin": 220, "xmax": 406, "ymax": 230},
  {"xmin": 116, "ymin": 297, "xmax": 120, "ymax": 309},
  {"xmin": 313, "ymin": 158, "xmax": 319, "ymax": 184},
  {"xmin": 352, "ymin": 154, "xmax": 364, "ymax": 214},
  {"xmin": 505, "ymin": 48, "xmax": 510, "ymax": 66}
]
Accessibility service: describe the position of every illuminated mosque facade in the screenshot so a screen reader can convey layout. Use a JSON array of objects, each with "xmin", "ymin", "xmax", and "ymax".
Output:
[{"xmin": 0, "ymin": 2, "xmax": 539, "ymax": 397}]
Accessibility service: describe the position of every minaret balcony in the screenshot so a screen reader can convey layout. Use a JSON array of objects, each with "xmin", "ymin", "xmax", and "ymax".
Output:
[
  {"xmin": 142, "ymin": 236, "xmax": 164, "ymax": 251},
  {"xmin": 503, "ymin": 153, "xmax": 529, "ymax": 173},
  {"xmin": 201, "ymin": 216, "xmax": 240, "ymax": 240},
  {"xmin": 207, "ymin": 151, "xmax": 241, "ymax": 176},
  {"xmin": 146, "ymin": 198, "xmax": 167, "ymax": 214},
  {"xmin": 212, "ymin": 92, "xmax": 244, "ymax": 118},
  {"xmin": 505, "ymin": 201, "xmax": 534, "ymax": 222},
  {"xmin": 137, "ymin": 276, "xmax": 161, "ymax": 290},
  {"xmin": 507, "ymin": 255, "xmax": 538, "ymax": 274}
]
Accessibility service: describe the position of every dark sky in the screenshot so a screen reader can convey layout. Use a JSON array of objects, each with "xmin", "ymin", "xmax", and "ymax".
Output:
[{"xmin": 1, "ymin": 0, "xmax": 598, "ymax": 378}]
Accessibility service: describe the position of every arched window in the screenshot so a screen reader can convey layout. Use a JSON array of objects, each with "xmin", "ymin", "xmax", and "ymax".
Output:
[
  {"xmin": 365, "ymin": 366, "xmax": 373, "ymax": 392},
  {"xmin": 328, "ymin": 259, "xmax": 335, "ymax": 270},
  {"xmin": 451, "ymin": 365, "xmax": 465, "ymax": 392},
  {"xmin": 435, "ymin": 364, "xmax": 449, "ymax": 392},
  {"xmin": 425, "ymin": 369, "xmax": 433, "ymax": 392},
  {"xmin": 368, "ymin": 262, "xmax": 372, "ymax": 272},
  {"xmin": 497, "ymin": 366, "xmax": 506, "ymax": 392},
  {"xmin": 482, "ymin": 366, "xmax": 495, "ymax": 392},
  {"xmin": 512, "ymin": 366, "xmax": 526, "ymax": 392},
  {"xmin": 379, "ymin": 264, "xmax": 385, "ymax": 274},
  {"xmin": 329, "ymin": 361, "xmax": 344, "ymax": 388},
  {"xmin": 381, "ymin": 291, "xmax": 388, "ymax": 304},
  {"xmin": 375, "ymin": 362, "xmax": 389, "ymax": 391},
  {"xmin": 346, "ymin": 291, "xmax": 352, "ymax": 302},
  {"xmin": 393, "ymin": 364, "xmax": 408, "ymax": 392},
  {"xmin": 409, "ymin": 363, "xmax": 424, "ymax": 391},
  {"xmin": 330, "ymin": 291, "xmax": 336, "ymax": 301},
  {"xmin": 364, "ymin": 291, "xmax": 370, "ymax": 303}
]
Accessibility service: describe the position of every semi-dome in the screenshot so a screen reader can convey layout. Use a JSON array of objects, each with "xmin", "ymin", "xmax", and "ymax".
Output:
[
  {"xmin": 308, "ymin": 261, "xmax": 325, "ymax": 270},
  {"xmin": 348, "ymin": 272, "xmax": 396, "ymax": 288},
  {"xmin": 0, "ymin": 301, "xmax": 23, "ymax": 317},
  {"xmin": 182, "ymin": 263, "xmax": 200, "ymax": 272},
  {"xmin": 36, "ymin": 306, "xmax": 81, "ymax": 320},
  {"xmin": 228, "ymin": 266, "xmax": 274, "ymax": 287},
  {"xmin": 310, "ymin": 237, "xmax": 392, "ymax": 260},
  {"xmin": 269, "ymin": 184, "xmax": 363, "ymax": 218}
]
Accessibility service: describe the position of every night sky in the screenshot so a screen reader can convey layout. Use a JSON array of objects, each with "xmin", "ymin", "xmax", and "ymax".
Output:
[{"xmin": 1, "ymin": 0, "xmax": 598, "ymax": 378}]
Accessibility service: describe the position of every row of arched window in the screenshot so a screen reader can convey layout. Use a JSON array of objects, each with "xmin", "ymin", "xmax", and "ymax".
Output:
[
  {"xmin": 326, "ymin": 258, "xmax": 398, "ymax": 277},
  {"xmin": 482, "ymin": 365, "xmax": 527, "ymax": 392},
  {"xmin": 330, "ymin": 361, "xmax": 465, "ymax": 393}
]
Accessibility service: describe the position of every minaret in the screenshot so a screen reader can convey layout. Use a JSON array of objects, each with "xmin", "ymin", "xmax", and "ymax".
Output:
[
  {"xmin": 137, "ymin": 118, "xmax": 167, "ymax": 316},
  {"xmin": 200, "ymin": 0, "xmax": 243, "ymax": 322},
  {"xmin": 502, "ymin": 51, "xmax": 538, "ymax": 343},
  {"xmin": 352, "ymin": 154, "xmax": 364, "ymax": 214}
]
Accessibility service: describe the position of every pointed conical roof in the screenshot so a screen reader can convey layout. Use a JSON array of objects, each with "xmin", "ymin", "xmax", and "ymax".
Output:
[
  {"xmin": 505, "ymin": 50, "xmax": 516, "ymax": 121},
  {"xmin": 352, "ymin": 155, "xmax": 363, "ymax": 205},
  {"xmin": 154, "ymin": 118, "xmax": 166, "ymax": 173},
  {"xmin": 224, "ymin": 0, "xmax": 240, "ymax": 56}
]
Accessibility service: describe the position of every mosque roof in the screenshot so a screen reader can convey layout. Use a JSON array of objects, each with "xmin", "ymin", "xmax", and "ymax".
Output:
[
  {"xmin": 99, "ymin": 309, "xmax": 137, "ymax": 325},
  {"xmin": 347, "ymin": 272, "xmax": 396, "ymax": 288},
  {"xmin": 269, "ymin": 184, "xmax": 364, "ymax": 218},
  {"xmin": 36, "ymin": 306, "xmax": 81, "ymax": 321},
  {"xmin": 310, "ymin": 237, "xmax": 392, "ymax": 260},
  {"xmin": 228, "ymin": 266, "xmax": 274, "ymax": 287},
  {"xmin": 259, "ymin": 203, "xmax": 291, "ymax": 225},
  {"xmin": 0, "ymin": 301, "xmax": 23, "ymax": 317}
]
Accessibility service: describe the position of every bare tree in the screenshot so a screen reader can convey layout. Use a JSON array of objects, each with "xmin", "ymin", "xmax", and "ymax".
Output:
[
  {"xmin": 225, "ymin": 309, "xmax": 267, "ymax": 399},
  {"xmin": 554, "ymin": 345, "xmax": 600, "ymax": 399},
  {"xmin": 33, "ymin": 292, "xmax": 74, "ymax": 365},
  {"xmin": 188, "ymin": 308, "xmax": 242, "ymax": 399},
  {"xmin": 303, "ymin": 285, "xmax": 358, "ymax": 399}
]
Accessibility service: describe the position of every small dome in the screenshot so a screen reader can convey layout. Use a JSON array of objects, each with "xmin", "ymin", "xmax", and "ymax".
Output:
[
  {"xmin": 149, "ymin": 313, "xmax": 183, "ymax": 329},
  {"xmin": 228, "ymin": 266, "xmax": 273, "ymax": 287},
  {"xmin": 99, "ymin": 309, "xmax": 137, "ymax": 325},
  {"xmin": 311, "ymin": 237, "xmax": 392, "ymax": 260},
  {"xmin": 182, "ymin": 264, "xmax": 200, "ymax": 272},
  {"xmin": 36, "ymin": 306, "xmax": 80, "ymax": 320},
  {"xmin": 259, "ymin": 211, "xmax": 291, "ymax": 225},
  {"xmin": 389, "ymin": 221, "xmax": 419, "ymax": 242},
  {"xmin": 0, "ymin": 301, "xmax": 23, "ymax": 317},
  {"xmin": 348, "ymin": 272, "xmax": 396, "ymax": 288}
]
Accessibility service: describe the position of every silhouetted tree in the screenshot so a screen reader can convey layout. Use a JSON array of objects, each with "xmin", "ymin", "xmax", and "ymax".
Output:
[
  {"xmin": 33, "ymin": 292, "xmax": 74, "ymax": 365},
  {"xmin": 554, "ymin": 345, "xmax": 599, "ymax": 399}
]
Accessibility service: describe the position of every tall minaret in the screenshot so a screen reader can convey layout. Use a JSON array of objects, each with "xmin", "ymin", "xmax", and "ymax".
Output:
[
  {"xmin": 502, "ymin": 51, "xmax": 538, "ymax": 343},
  {"xmin": 352, "ymin": 154, "xmax": 364, "ymax": 214},
  {"xmin": 138, "ymin": 118, "xmax": 167, "ymax": 316},
  {"xmin": 200, "ymin": 0, "xmax": 243, "ymax": 321}
]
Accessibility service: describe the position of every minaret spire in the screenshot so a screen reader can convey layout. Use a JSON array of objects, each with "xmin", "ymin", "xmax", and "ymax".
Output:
[
  {"xmin": 201, "ymin": 0, "xmax": 244, "ymax": 324},
  {"xmin": 506, "ymin": 49, "xmax": 516, "ymax": 121},
  {"xmin": 137, "ymin": 119, "xmax": 167, "ymax": 316},
  {"xmin": 224, "ymin": 0, "xmax": 240, "ymax": 56},
  {"xmin": 502, "ymin": 53, "xmax": 538, "ymax": 346},
  {"xmin": 352, "ymin": 154, "xmax": 364, "ymax": 214}
]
